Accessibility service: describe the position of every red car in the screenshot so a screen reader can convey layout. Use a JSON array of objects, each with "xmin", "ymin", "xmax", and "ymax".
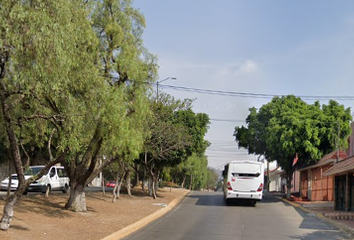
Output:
[{"xmin": 106, "ymin": 181, "xmax": 116, "ymax": 188}]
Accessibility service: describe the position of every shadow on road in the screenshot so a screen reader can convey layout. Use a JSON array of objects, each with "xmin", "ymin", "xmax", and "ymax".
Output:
[
  {"xmin": 186, "ymin": 191, "xmax": 288, "ymax": 207},
  {"xmin": 289, "ymin": 230, "xmax": 346, "ymax": 240},
  {"xmin": 292, "ymin": 205, "xmax": 339, "ymax": 231}
]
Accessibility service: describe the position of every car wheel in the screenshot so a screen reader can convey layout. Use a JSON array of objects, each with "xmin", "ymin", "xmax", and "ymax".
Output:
[{"xmin": 62, "ymin": 184, "xmax": 69, "ymax": 193}]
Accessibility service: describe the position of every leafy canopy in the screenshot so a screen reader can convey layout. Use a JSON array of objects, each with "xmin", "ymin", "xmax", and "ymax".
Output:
[{"xmin": 234, "ymin": 96, "xmax": 352, "ymax": 174}]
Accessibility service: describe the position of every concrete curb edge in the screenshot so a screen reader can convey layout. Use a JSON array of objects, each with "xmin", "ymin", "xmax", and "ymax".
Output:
[
  {"xmin": 101, "ymin": 190, "xmax": 191, "ymax": 240},
  {"xmin": 278, "ymin": 197, "xmax": 354, "ymax": 238}
]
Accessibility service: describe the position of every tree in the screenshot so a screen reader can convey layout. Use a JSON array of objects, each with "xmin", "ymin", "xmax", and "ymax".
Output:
[
  {"xmin": 141, "ymin": 94, "xmax": 192, "ymax": 199},
  {"xmin": 234, "ymin": 96, "xmax": 352, "ymax": 198},
  {"xmin": 206, "ymin": 168, "xmax": 219, "ymax": 191},
  {"xmin": 0, "ymin": 0, "xmax": 98, "ymax": 230},
  {"xmin": 169, "ymin": 109, "xmax": 210, "ymax": 189},
  {"xmin": 61, "ymin": 0, "xmax": 158, "ymax": 212},
  {"xmin": 186, "ymin": 153, "xmax": 208, "ymax": 190},
  {"xmin": 1, "ymin": 0, "xmax": 158, "ymax": 230},
  {"xmin": 172, "ymin": 109, "xmax": 210, "ymax": 156}
]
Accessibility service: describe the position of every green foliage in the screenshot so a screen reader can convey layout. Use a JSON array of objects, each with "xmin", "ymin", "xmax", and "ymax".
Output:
[
  {"xmin": 143, "ymin": 94, "xmax": 193, "ymax": 168},
  {"xmin": 206, "ymin": 168, "xmax": 219, "ymax": 190},
  {"xmin": 173, "ymin": 109, "xmax": 211, "ymax": 157},
  {"xmin": 0, "ymin": 0, "xmax": 157, "ymax": 160},
  {"xmin": 142, "ymin": 93, "xmax": 210, "ymax": 170},
  {"xmin": 183, "ymin": 153, "xmax": 208, "ymax": 190},
  {"xmin": 0, "ymin": 0, "xmax": 159, "ymax": 212},
  {"xmin": 0, "ymin": 0, "xmax": 101, "ymax": 157},
  {"xmin": 234, "ymin": 96, "xmax": 352, "ymax": 176},
  {"xmin": 171, "ymin": 153, "xmax": 209, "ymax": 190}
]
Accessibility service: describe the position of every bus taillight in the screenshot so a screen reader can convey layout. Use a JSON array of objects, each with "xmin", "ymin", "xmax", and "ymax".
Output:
[
  {"xmin": 227, "ymin": 182, "xmax": 233, "ymax": 190},
  {"xmin": 257, "ymin": 183, "xmax": 263, "ymax": 192}
]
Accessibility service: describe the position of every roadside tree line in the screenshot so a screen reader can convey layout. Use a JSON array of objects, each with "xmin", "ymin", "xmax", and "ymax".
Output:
[{"xmin": 0, "ymin": 0, "xmax": 216, "ymax": 231}]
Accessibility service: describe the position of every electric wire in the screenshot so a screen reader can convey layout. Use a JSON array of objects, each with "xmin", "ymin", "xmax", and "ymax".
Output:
[
  {"xmin": 159, "ymin": 84, "xmax": 354, "ymax": 101},
  {"xmin": 100, "ymin": 75, "xmax": 354, "ymax": 101}
]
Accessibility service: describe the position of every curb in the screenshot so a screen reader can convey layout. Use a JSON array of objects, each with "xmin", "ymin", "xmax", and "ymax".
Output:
[
  {"xmin": 278, "ymin": 197, "xmax": 354, "ymax": 238},
  {"xmin": 101, "ymin": 190, "xmax": 190, "ymax": 240}
]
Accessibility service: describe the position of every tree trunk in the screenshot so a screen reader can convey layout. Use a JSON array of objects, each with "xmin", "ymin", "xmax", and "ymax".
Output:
[
  {"xmin": 154, "ymin": 174, "xmax": 159, "ymax": 197},
  {"xmin": 181, "ymin": 175, "xmax": 186, "ymax": 189},
  {"xmin": 112, "ymin": 178, "xmax": 123, "ymax": 203},
  {"xmin": 45, "ymin": 185, "xmax": 50, "ymax": 198},
  {"xmin": 141, "ymin": 172, "xmax": 145, "ymax": 192},
  {"xmin": 65, "ymin": 184, "xmax": 87, "ymax": 212},
  {"xmin": 6, "ymin": 172, "xmax": 11, "ymax": 199},
  {"xmin": 112, "ymin": 183, "xmax": 118, "ymax": 203},
  {"xmin": 0, "ymin": 194, "xmax": 20, "ymax": 231},
  {"xmin": 189, "ymin": 175, "xmax": 193, "ymax": 190},
  {"xmin": 286, "ymin": 175, "xmax": 293, "ymax": 199},
  {"xmin": 117, "ymin": 181, "xmax": 122, "ymax": 199},
  {"xmin": 0, "ymin": 77, "xmax": 27, "ymax": 230},
  {"xmin": 125, "ymin": 169, "xmax": 132, "ymax": 196},
  {"xmin": 151, "ymin": 175, "xmax": 157, "ymax": 199},
  {"xmin": 102, "ymin": 176, "xmax": 106, "ymax": 196},
  {"xmin": 133, "ymin": 163, "xmax": 140, "ymax": 188},
  {"xmin": 148, "ymin": 175, "xmax": 153, "ymax": 196}
]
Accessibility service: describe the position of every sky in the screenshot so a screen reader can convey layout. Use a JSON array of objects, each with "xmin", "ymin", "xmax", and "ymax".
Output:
[{"xmin": 133, "ymin": 0, "xmax": 354, "ymax": 170}]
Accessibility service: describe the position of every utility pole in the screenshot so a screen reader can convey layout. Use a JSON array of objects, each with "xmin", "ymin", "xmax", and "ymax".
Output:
[
  {"xmin": 336, "ymin": 120, "xmax": 340, "ymax": 163},
  {"xmin": 156, "ymin": 76, "xmax": 177, "ymax": 101}
]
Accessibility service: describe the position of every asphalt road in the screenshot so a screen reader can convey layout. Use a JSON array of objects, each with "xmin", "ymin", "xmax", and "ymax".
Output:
[{"xmin": 123, "ymin": 191, "xmax": 348, "ymax": 240}]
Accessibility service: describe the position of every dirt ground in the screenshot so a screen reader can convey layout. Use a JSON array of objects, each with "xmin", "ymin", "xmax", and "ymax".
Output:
[{"xmin": 0, "ymin": 188, "xmax": 189, "ymax": 240}]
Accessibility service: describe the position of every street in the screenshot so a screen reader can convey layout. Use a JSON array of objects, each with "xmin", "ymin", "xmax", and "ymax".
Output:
[{"xmin": 123, "ymin": 191, "xmax": 348, "ymax": 240}]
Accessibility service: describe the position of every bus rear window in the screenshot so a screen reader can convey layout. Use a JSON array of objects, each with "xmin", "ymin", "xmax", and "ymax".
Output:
[{"xmin": 232, "ymin": 173, "xmax": 260, "ymax": 177}]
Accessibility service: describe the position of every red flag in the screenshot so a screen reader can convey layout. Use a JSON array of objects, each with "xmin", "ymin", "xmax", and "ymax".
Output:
[{"xmin": 292, "ymin": 153, "xmax": 298, "ymax": 166}]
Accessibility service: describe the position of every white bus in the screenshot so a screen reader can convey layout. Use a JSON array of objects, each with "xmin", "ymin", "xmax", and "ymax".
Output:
[{"xmin": 223, "ymin": 160, "xmax": 264, "ymax": 205}]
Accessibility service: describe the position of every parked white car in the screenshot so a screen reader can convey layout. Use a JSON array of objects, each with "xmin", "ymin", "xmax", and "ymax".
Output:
[
  {"xmin": 1, "ymin": 174, "xmax": 30, "ymax": 191},
  {"xmin": 0, "ymin": 165, "xmax": 70, "ymax": 194}
]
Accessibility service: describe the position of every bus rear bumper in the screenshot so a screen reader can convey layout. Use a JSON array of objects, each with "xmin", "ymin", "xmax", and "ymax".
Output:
[{"xmin": 225, "ymin": 190, "xmax": 263, "ymax": 201}]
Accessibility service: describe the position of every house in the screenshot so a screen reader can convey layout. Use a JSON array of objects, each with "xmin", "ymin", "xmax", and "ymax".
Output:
[
  {"xmin": 298, "ymin": 150, "xmax": 348, "ymax": 201},
  {"xmin": 265, "ymin": 161, "xmax": 299, "ymax": 193},
  {"xmin": 265, "ymin": 166, "xmax": 283, "ymax": 192},
  {"xmin": 320, "ymin": 122, "xmax": 354, "ymax": 211},
  {"xmin": 323, "ymin": 155, "xmax": 354, "ymax": 211}
]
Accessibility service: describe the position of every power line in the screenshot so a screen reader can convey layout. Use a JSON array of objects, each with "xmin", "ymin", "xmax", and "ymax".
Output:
[
  {"xmin": 206, "ymin": 150, "xmax": 250, "ymax": 153},
  {"xmin": 210, "ymin": 118, "xmax": 245, "ymax": 123},
  {"xmin": 100, "ymin": 75, "xmax": 354, "ymax": 101},
  {"xmin": 160, "ymin": 84, "xmax": 354, "ymax": 101},
  {"xmin": 207, "ymin": 154, "xmax": 253, "ymax": 158}
]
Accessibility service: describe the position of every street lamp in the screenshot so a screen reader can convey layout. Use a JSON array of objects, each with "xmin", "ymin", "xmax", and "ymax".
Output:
[{"xmin": 156, "ymin": 76, "xmax": 177, "ymax": 100}]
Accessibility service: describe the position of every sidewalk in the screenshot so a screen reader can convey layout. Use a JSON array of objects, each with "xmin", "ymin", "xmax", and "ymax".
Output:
[{"xmin": 277, "ymin": 193, "xmax": 354, "ymax": 238}]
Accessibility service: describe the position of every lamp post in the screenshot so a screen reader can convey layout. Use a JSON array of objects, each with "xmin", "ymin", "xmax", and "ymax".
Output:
[{"xmin": 156, "ymin": 76, "xmax": 177, "ymax": 101}]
